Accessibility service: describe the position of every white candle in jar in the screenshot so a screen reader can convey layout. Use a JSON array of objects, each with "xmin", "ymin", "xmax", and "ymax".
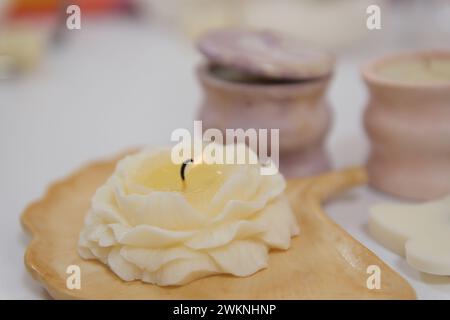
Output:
[{"xmin": 375, "ymin": 56, "xmax": 450, "ymax": 84}]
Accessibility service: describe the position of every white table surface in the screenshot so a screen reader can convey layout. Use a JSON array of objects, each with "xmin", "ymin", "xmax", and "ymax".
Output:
[{"xmin": 1, "ymin": 19, "xmax": 449, "ymax": 300}]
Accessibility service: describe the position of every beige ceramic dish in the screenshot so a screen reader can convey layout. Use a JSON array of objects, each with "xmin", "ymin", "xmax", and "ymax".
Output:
[
  {"xmin": 363, "ymin": 50, "xmax": 450, "ymax": 200},
  {"xmin": 22, "ymin": 156, "xmax": 415, "ymax": 299}
]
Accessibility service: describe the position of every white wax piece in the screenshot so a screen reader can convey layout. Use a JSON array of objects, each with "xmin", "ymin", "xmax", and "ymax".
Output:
[
  {"xmin": 369, "ymin": 196, "xmax": 450, "ymax": 276},
  {"xmin": 376, "ymin": 58, "xmax": 450, "ymax": 84}
]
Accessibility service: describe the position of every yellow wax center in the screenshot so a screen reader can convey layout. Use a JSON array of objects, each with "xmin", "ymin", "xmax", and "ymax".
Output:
[
  {"xmin": 133, "ymin": 157, "xmax": 229, "ymax": 213},
  {"xmin": 376, "ymin": 57, "xmax": 450, "ymax": 84}
]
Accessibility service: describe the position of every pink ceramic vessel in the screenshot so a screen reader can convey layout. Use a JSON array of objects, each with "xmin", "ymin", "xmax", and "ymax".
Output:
[
  {"xmin": 197, "ymin": 64, "xmax": 332, "ymax": 178},
  {"xmin": 363, "ymin": 50, "xmax": 450, "ymax": 200}
]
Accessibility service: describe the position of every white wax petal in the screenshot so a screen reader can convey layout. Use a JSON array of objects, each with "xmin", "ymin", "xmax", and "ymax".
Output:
[{"xmin": 208, "ymin": 240, "xmax": 268, "ymax": 277}]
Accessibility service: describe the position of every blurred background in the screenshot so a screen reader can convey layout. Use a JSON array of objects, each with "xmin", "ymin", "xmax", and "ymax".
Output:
[{"xmin": 1, "ymin": 0, "xmax": 450, "ymax": 299}]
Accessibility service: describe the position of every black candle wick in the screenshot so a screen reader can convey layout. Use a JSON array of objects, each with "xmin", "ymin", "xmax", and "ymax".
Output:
[{"xmin": 180, "ymin": 159, "xmax": 194, "ymax": 181}]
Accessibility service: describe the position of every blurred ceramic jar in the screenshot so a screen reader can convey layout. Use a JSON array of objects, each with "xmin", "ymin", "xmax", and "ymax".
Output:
[
  {"xmin": 363, "ymin": 51, "xmax": 450, "ymax": 200},
  {"xmin": 196, "ymin": 29, "xmax": 335, "ymax": 177}
]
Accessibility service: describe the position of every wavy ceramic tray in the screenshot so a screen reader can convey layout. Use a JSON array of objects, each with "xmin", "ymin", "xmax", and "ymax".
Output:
[{"xmin": 21, "ymin": 156, "xmax": 416, "ymax": 299}]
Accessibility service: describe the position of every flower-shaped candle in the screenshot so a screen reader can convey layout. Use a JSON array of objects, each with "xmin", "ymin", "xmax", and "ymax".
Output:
[{"xmin": 78, "ymin": 144, "xmax": 299, "ymax": 286}]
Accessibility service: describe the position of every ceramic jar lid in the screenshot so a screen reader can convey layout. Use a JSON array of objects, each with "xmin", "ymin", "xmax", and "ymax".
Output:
[{"xmin": 198, "ymin": 28, "xmax": 334, "ymax": 80}]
